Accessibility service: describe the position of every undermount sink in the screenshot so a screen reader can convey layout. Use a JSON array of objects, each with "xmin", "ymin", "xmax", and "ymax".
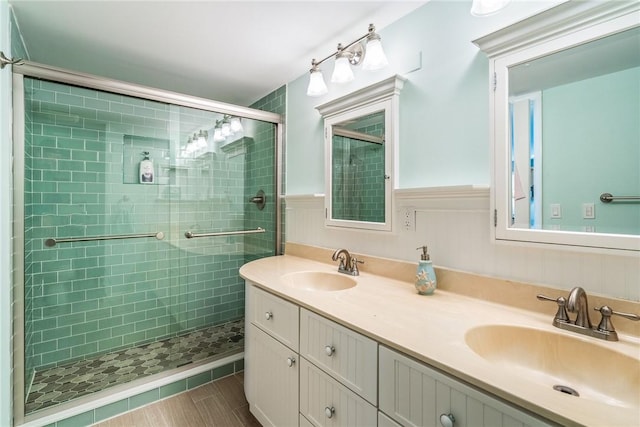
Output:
[
  {"xmin": 282, "ymin": 271, "xmax": 357, "ymax": 291},
  {"xmin": 465, "ymin": 325, "xmax": 640, "ymax": 408}
]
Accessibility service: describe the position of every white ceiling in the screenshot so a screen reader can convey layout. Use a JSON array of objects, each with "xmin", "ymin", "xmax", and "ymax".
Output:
[{"xmin": 9, "ymin": 0, "xmax": 428, "ymax": 106}]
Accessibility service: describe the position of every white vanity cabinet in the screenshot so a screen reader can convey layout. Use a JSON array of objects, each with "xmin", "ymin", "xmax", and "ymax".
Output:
[
  {"xmin": 245, "ymin": 282, "xmax": 300, "ymax": 427},
  {"xmin": 379, "ymin": 346, "xmax": 553, "ymax": 427}
]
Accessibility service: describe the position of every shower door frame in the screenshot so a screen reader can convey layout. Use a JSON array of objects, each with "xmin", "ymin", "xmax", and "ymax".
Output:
[{"xmin": 12, "ymin": 61, "xmax": 283, "ymax": 425}]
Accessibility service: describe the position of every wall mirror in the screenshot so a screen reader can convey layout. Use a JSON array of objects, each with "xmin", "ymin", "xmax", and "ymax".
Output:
[
  {"xmin": 316, "ymin": 75, "xmax": 405, "ymax": 231},
  {"xmin": 475, "ymin": 1, "xmax": 640, "ymax": 251}
]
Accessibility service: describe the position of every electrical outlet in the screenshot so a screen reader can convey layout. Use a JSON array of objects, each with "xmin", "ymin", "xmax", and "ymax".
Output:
[
  {"xmin": 401, "ymin": 207, "xmax": 415, "ymax": 231},
  {"xmin": 550, "ymin": 204, "xmax": 562, "ymax": 219}
]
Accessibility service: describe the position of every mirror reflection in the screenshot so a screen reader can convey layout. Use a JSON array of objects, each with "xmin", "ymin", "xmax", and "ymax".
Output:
[
  {"xmin": 331, "ymin": 111, "xmax": 385, "ymax": 223},
  {"xmin": 508, "ymin": 26, "xmax": 640, "ymax": 236}
]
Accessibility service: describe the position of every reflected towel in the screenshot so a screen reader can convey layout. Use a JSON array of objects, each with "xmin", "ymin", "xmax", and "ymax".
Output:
[{"xmin": 514, "ymin": 165, "xmax": 527, "ymax": 201}]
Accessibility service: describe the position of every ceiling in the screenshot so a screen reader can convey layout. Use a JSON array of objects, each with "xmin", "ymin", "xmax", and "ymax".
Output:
[{"xmin": 9, "ymin": 0, "xmax": 428, "ymax": 107}]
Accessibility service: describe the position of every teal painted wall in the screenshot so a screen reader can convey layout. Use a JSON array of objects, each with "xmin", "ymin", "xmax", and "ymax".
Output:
[
  {"xmin": 542, "ymin": 67, "xmax": 640, "ymax": 234},
  {"xmin": 285, "ymin": 1, "xmax": 563, "ymax": 194}
]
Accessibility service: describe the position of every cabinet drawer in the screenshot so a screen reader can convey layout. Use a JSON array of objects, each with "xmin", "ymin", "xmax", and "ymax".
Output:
[
  {"xmin": 300, "ymin": 308, "xmax": 377, "ymax": 405},
  {"xmin": 300, "ymin": 357, "xmax": 377, "ymax": 427},
  {"xmin": 379, "ymin": 346, "xmax": 553, "ymax": 427},
  {"xmin": 247, "ymin": 282, "xmax": 299, "ymax": 351}
]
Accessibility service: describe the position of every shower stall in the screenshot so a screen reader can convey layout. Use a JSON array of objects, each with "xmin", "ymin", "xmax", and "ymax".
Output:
[{"xmin": 12, "ymin": 63, "xmax": 282, "ymax": 423}]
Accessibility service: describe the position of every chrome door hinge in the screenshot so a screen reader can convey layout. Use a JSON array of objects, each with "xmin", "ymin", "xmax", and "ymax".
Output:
[
  {"xmin": 494, "ymin": 209, "xmax": 497, "ymax": 227},
  {"xmin": 492, "ymin": 72, "xmax": 497, "ymax": 92}
]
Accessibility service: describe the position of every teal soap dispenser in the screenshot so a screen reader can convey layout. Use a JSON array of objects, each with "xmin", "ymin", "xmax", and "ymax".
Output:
[{"xmin": 415, "ymin": 245, "xmax": 436, "ymax": 295}]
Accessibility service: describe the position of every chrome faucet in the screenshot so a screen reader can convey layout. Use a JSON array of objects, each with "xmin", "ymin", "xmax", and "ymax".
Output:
[
  {"xmin": 331, "ymin": 248, "xmax": 363, "ymax": 276},
  {"xmin": 538, "ymin": 286, "xmax": 640, "ymax": 341}
]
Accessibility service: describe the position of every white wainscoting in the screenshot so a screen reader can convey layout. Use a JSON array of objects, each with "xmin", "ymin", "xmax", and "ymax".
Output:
[{"xmin": 284, "ymin": 187, "xmax": 639, "ymax": 302}]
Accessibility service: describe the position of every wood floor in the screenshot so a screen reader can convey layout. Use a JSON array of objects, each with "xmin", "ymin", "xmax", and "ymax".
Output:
[{"xmin": 94, "ymin": 373, "xmax": 261, "ymax": 427}]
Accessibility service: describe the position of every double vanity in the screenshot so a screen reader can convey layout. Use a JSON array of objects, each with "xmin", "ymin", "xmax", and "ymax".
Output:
[{"xmin": 241, "ymin": 245, "xmax": 640, "ymax": 427}]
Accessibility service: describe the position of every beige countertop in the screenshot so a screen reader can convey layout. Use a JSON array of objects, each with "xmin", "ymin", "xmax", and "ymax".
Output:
[{"xmin": 239, "ymin": 250, "xmax": 640, "ymax": 427}]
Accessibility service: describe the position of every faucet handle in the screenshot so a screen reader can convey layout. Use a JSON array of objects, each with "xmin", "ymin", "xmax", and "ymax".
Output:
[
  {"xmin": 351, "ymin": 257, "xmax": 364, "ymax": 275},
  {"xmin": 537, "ymin": 294, "xmax": 570, "ymax": 324},
  {"xmin": 594, "ymin": 305, "xmax": 640, "ymax": 334}
]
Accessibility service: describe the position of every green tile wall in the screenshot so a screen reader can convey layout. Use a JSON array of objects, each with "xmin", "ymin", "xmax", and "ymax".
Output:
[
  {"xmin": 23, "ymin": 78, "xmax": 275, "ymax": 376},
  {"xmin": 248, "ymin": 85, "xmax": 285, "ymax": 255}
]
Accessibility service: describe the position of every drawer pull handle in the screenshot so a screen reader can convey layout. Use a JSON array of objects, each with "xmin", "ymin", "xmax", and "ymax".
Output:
[
  {"xmin": 286, "ymin": 357, "xmax": 296, "ymax": 367},
  {"xmin": 265, "ymin": 311, "xmax": 273, "ymax": 320},
  {"xmin": 325, "ymin": 345, "xmax": 335, "ymax": 356},
  {"xmin": 440, "ymin": 413, "xmax": 455, "ymax": 427},
  {"xmin": 325, "ymin": 406, "xmax": 335, "ymax": 418}
]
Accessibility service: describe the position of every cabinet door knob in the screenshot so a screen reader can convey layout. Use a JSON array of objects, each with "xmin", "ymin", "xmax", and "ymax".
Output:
[
  {"xmin": 265, "ymin": 311, "xmax": 273, "ymax": 320},
  {"xmin": 325, "ymin": 345, "xmax": 335, "ymax": 356},
  {"xmin": 440, "ymin": 413, "xmax": 455, "ymax": 427},
  {"xmin": 286, "ymin": 357, "xmax": 296, "ymax": 367},
  {"xmin": 325, "ymin": 406, "xmax": 335, "ymax": 418}
]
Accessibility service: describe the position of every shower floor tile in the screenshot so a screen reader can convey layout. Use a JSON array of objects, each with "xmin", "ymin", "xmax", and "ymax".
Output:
[{"xmin": 26, "ymin": 319, "xmax": 244, "ymax": 414}]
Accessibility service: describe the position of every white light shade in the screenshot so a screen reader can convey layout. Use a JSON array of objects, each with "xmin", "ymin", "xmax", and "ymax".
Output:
[
  {"xmin": 307, "ymin": 69, "xmax": 328, "ymax": 96},
  {"xmin": 230, "ymin": 117, "xmax": 243, "ymax": 133},
  {"xmin": 331, "ymin": 56, "xmax": 355, "ymax": 83},
  {"xmin": 362, "ymin": 38, "xmax": 388, "ymax": 71},
  {"xmin": 221, "ymin": 122, "xmax": 231, "ymax": 137},
  {"xmin": 470, "ymin": 0, "xmax": 511, "ymax": 16},
  {"xmin": 213, "ymin": 128, "xmax": 225, "ymax": 142}
]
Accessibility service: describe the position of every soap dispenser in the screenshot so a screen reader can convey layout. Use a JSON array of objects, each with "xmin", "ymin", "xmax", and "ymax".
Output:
[
  {"xmin": 139, "ymin": 151, "xmax": 154, "ymax": 184},
  {"xmin": 415, "ymin": 245, "xmax": 436, "ymax": 295}
]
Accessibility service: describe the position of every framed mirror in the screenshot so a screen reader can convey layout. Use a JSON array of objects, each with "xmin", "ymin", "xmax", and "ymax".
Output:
[
  {"xmin": 317, "ymin": 75, "xmax": 405, "ymax": 231},
  {"xmin": 475, "ymin": 1, "xmax": 640, "ymax": 252}
]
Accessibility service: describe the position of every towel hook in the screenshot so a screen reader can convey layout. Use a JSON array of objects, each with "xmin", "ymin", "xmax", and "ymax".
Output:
[{"xmin": 0, "ymin": 51, "xmax": 24, "ymax": 69}]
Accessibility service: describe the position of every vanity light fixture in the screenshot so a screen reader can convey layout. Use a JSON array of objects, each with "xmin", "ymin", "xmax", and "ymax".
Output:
[
  {"xmin": 212, "ymin": 115, "xmax": 244, "ymax": 143},
  {"xmin": 307, "ymin": 23, "xmax": 388, "ymax": 97},
  {"xmin": 470, "ymin": 0, "xmax": 511, "ymax": 16}
]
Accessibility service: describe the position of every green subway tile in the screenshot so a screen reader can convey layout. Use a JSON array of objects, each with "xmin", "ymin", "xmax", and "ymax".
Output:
[
  {"xmin": 57, "ymin": 160, "xmax": 85, "ymax": 172},
  {"xmin": 234, "ymin": 358, "xmax": 244, "ymax": 372},
  {"xmin": 85, "ymin": 329, "xmax": 111, "ymax": 343},
  {"xmin": 40, "ymin": 80, "xmax": 71, "ymax": 93},
  {"xmin": 123, "ymin": 311, "xmax": 146, "ymax": 325},
  {"xmin": 111, "ymin": 323, "xmax": 135, "ymax": 337},
  {"xmin": 98, "ymin": 91, "xmax": 123, "ymax": 102},
  {"xmin": 111, "ymin": 303, "xmax": 135, "ymax": 316},
  {"xmin": 41, "ymin": 348, "xmax": 71, "ymax": 366},
  {"xmin": 129, "ymin": 389, "xmax": 159, "ymax": 409},
  {"xmin": 72, "ymin": 128, "xmax": 99, "ymax": 140},
  {"xmin": 160, "ymin": 379, "xmax": 187, "ymax": 398},
  {"xmin": 84, "ymin": 98, "xmax": 110, "ymax": 111},
  {"xmin": 212, "ymin": 362, "xmax": 235, "ymax": 380},
  {"xmin": 85, "ymin": 308, "xmax": 111, "ymax": 322},
  {"xmin": 94, "ymin": 398, "xmax": 129, "ymax": 422},
  {"xmin": 33, "ymin": 340, "xmax": 57, "ymax": 354},
  {"xmin": 58, "ymin": 334, "xmax": 85, "ymax": 349},
  {"xmin": 72, "ymin": 171, "xmax": 98, "ymax": 183},
  {"xmin": 42, "ymin": 170, "xmax": 71, "ymax": 182},
  {"xmin": 71, "ymin": 342, "xmax": 98, "ymax": 359},
  {"xmin": 187, "ymin": 371, "xmax": 212, "ymax": 389},
  {"xmin": 57, "ymin": 138, "xmax": 85, "ymax": 150},
  {"xmin": 98, "ymin": 336, "xmax": 123, "ymax": 351},
  {"xmin": 42, "ymin": 147, "xmax": 71, "ymax": 160},
  {"xmin": 56, "ymin": 410, "xmax": 94, "ymax": 427},
  {"xmin": 56, "ymin": 93, "xmax": 84, "ymax": 107},
  {"xmin": 98, "ymin": 316, "xmax": 122, "ymax": 329},
  {"xmin": 43, "ymin": 124, "xmax": 72, "ymax": 137},
  {"xmin": 71, "ymin": 319, "xmax": 99, "ymax": 334},
  {"xmin": 72, "ymin": 299, "xmax": 99, "ymax": 313},
  {"xmin": 42, "ymin": 303, "xmax": 71, "ymax": 318},
  {"xmin": 109, "ymin": 102, "xmax": 134, "ymax": 114},
  {"xmin": 134, "ymin": 319, "xmax": 156, "ymax": 332}
]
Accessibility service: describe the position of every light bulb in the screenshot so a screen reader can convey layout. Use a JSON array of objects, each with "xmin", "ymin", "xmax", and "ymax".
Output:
[
  {"xmin": 331, "ymin": 56, "xmax": 355, "ymax": 83},
  {"xmin": 213, "ymin": 128, "xmax": 225, "ymax": 142},
  {"xmin": 230, "ymin": 117, "xmax": 243, "ymax": 133},
  {"xmin": 470, "ymin": 0, "xmax": 511, "ymax": 16},
  {"xmin": 362, "ymin": 37, "xmax": 388, "ymax": 71},
  {"xmin": 307, "ymin": 68, "xmax": 328, "ymax": 97}
]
